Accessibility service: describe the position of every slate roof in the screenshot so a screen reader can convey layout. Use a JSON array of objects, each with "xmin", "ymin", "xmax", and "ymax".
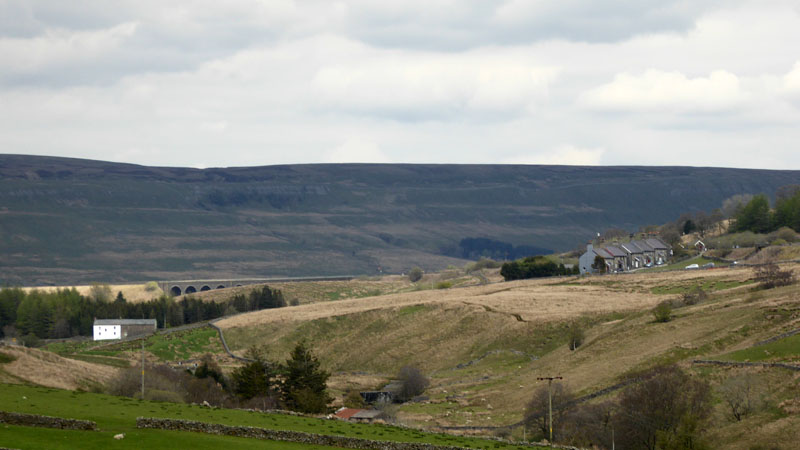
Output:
[
  {"xmin": 620, "ymin": 242, "xmax": 643, "ymax": 254},
  {"xmin": 604, "ymin": 245, "xmax": 628, "ymax": 257},
  {"xmin": 594, "ymin": 248, "xmax": 614, "ymax": 259},
  {"xmin": 645, "ymin": 238, "xmax": 668, "ymax": 249},
  {"xmin": 93, "ymin": 319, "xmax": 157, "ymax": 326},
  {"xmin": 632, "ymin": 240, "xmax": 654, "ymax": 252}
]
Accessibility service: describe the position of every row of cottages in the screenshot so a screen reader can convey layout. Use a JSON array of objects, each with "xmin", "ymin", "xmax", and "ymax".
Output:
[{"xmin": 578, "ymin": 238, "xmax": 672, "ymax": 275}]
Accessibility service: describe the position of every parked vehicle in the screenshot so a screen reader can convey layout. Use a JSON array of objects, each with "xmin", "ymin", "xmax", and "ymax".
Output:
[
  {"xmin": 702, "ymin": 262, "xmax": 715, "ymax": 269},
  {"xmin": 685, "ymin": 264, "xmax": 699, "ymax": 270}
]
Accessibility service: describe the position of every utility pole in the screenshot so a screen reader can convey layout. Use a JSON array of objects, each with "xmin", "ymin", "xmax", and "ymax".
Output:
[
  {"xmin": 141, "ymin": 339, "xmax": 145, "ymax": 399},
  {"xmin": 537, "ymin": 376, "xmax": 563, "ymax": 443}
]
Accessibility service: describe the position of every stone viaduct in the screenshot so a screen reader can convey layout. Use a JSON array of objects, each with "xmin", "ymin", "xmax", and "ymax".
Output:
[{"xmin": 157, "ymin": 275, "xmax": 354, "ymax": 297}]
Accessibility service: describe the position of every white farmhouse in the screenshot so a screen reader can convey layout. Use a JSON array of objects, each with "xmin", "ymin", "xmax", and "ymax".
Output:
[{"xmin": 93, "ymin": 319, "xmax": 157, "ymax": 341}]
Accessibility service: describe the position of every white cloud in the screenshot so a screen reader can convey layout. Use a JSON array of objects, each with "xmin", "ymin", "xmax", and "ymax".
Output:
[
  {"xmin": 783, "ymin": 61, "xmax": 800, "ymax": 95},
  {"xmin": 0, "ymin": 22, "xmax": 137, "ymax": 77},
  {"xmin": 581, "ymin": 69, "xmax": 746, "ymax": 113},
  {"xmin": 503, "ymin": 145, "xmax": 605, "ymax": 166},
  {"xmin": 312, "ymin": 49, "xmax": 558, "ymax": 119}
]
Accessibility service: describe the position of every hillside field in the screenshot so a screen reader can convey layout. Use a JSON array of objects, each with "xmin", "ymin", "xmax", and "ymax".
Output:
[{"xmin": 4, "ymin": 264, "xmax": 800, "ymax": 448}]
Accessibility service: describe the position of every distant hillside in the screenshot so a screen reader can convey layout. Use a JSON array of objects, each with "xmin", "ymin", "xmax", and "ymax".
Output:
[{"xmin": 1, "ymin": 155, "xmax": 799, "ymax": 285}]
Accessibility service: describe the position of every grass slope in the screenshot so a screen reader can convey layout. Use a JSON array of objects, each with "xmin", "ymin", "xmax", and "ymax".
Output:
[
  {"xmin": 0, "ymin": 384, "xmax": 542, "ymax": 450},
  {"xmin": 214, "ymin": 264, "xmax": 800, "ymax": 447}
]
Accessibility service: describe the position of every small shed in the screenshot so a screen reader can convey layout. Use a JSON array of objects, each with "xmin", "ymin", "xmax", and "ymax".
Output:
[
  {"xmin": 351, "ymin": 409, "xmax": 387, "ymax": 423},
  {"xmin": 93, "ymin": 319, "xmax": 157, "ymax": 341}
]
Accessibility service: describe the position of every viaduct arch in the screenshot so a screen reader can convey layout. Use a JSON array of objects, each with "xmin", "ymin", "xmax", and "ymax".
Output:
[{"xmin": 158, "ymin": 276, "xmax": 354, "ymax": 297}]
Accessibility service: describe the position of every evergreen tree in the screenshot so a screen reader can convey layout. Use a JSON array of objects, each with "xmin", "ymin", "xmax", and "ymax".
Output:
[
  {"xmin": 281, "ymin": 341, "xmax": 332, "ymax": 413},
  {"xmin": 734, "ymin": 194, "xmax": 772, "ymax": 233},
  {"xmin": 231, "ymin": 347, "xmax": 279, "ymax": 400}
]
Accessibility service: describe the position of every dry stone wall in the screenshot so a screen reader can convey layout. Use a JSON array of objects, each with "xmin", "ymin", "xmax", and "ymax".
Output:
[
  {"xmin": 0, "ymin": 411, "xmax": 97, "ymax": 431},
  {"xmin": 138, "ymin": 417, "xmax": 503, "ymax": 450}
]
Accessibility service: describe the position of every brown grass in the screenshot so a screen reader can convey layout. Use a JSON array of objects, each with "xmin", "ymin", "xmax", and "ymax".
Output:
[
  {"xmin": 0, "ymin": 345, "xmax": 119, "ymax": 390},
  {"xmin": 24, "ymin": 283, "xmax": 163, "ymax": 303},
  {"xmin": 217, "ymin": 268, "xmax": 754, "ymax": 330}
]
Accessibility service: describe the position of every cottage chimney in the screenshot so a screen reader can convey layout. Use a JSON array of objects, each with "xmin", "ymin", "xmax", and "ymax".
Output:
[{"xmin": 587, "ymin": 243, "xmax": 593, "ymax": 252}]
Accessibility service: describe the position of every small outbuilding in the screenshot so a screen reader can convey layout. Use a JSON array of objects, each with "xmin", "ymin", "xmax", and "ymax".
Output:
[{"xmin": 93, "ymin": 318, "xmax": 157, "ymax": 341}]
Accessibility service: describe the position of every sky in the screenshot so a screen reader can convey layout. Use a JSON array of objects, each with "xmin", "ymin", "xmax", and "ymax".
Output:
[{"xmin": 1, "ymin": 1, "xmax": 800, "ymax": 169}]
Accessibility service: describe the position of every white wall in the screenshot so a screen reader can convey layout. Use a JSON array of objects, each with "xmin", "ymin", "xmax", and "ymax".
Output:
[{"xmin": 93, "ymin": 325, "xmax": 121, "ymax": 340}]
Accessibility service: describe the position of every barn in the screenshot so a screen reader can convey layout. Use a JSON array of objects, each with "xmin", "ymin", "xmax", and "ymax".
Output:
[{"xmin": 93, "ymin": 319, "xmax": 157, "ymax": 341}]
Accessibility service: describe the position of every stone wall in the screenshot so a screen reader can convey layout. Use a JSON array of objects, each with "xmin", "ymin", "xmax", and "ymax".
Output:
[
  {"xmin": 0, "ymin": 411, "xmax": 97, "ymax": 431},
  {"xmin": 137, "ymin": 417, "xmax": 541, "ymax": 450},
  {"xmin": 693, "ymin": 359, "xmax": 800, "ymax": 371}
]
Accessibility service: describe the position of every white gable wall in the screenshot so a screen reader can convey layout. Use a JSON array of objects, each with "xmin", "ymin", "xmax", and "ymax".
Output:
[{"xmin": 93, "ymin": 324, "xmax": 121, "ymax": 340}]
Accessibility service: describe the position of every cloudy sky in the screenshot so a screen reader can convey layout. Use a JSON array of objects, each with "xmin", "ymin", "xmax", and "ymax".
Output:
[{"xmin": 2, "ymin": 0, "xmax": 800, "ymax": 169}]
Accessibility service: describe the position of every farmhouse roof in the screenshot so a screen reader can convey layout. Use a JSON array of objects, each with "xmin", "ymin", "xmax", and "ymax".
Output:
[
  {"xmin": 334, "ymin": 408, "xmax": 363, "ymax": 420},
  {"xmin": 351, "ymin": 410, "xmax": 385, "ymax": 420},
  {"xmin": 93, "ymin": 319, "xmax": 157, "ymax": 326}
]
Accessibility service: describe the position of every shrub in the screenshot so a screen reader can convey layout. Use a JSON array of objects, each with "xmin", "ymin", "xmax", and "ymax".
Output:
[
  {"xmin": 771, "ymin": 238, "xmax": 788, "ymax": 246},
  {"xmin": 754, "ymin": 263, "xmax": 795, "ymax": 289},
  {"xmin": 289, "ymin": 298, "xmax": 300, "ymax": 306},
  {"xmin": 435, "ymin": 281, "xmax": 453, "ymax": 289},
  {"xmin": 408, "ymin": 267, "xmax": 424, "ymax": 282},
  {"xmin": 681, "ymin": 286, "xmax": 708, "ymax": 306},
  {"xmin": 20, "ymin": 333, "xmax": 41, "ymax": 347},
  {"xmin": 653, "ymin": 301, "xmax": 673, "ymax": 323},
  {"xmin": 144, "ymin": 281, "xmax": 160, "ymax": 292},
  {"xmin": 567, "ymin": 324, "xmax": 585, "ymax": 350},
  {"xmin": 396, "ymin": 366, "xmax": 430, "ymax": 402}
]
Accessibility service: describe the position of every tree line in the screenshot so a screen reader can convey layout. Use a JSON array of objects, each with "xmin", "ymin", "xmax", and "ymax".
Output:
[
  {"xmin": 0, "ymin": 285, "xmax": 285, "ymax": 341},
  {"xmin": 108, "ymin": 341, "xmax": 333, "ymax": 414},
  {"xmin": 500, "ymin": 255, "xmax": 579, "ymax": 281},
  {"xmin": 730, "ymin": 186, "xmax": 800, "ymax": 234}
]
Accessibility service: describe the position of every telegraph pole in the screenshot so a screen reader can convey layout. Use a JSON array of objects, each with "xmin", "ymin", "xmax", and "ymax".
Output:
[
  {"xmin": 537, "ymin": 376, "xmax": 563, "ymax": 443},
  {"xmin": 141, "ymin": 340, "xmax": 145, "ymax": 399}
]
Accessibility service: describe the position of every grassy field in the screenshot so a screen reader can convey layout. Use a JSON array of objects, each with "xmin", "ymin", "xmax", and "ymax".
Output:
[
  {"xmin": 212, "ymin": 264, "xmax": 800, "ymax": 441},
  {"xmin": 0, "ymin": 383, "xmax": 543, "ymax": 450}
]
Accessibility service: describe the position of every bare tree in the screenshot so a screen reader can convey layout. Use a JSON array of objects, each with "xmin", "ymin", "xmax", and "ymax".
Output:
[
  {"xmin": 524, "ymin": 382, "xmax": 574, "ymax": 442},
  {"xmin": 614, "ymin": 365, "xmax": 711, "ymax": 450},
  {"xmin": 721, "ymin": 194, "xmax": 754, "ymax": 219},
  {"xmin": 719, "ymin": 374, "xmax": 762, "ymax": 421}
]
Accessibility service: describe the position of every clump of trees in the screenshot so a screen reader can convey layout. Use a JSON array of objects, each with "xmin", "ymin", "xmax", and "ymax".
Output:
[
  {"xmin": 523, "ymin": 365, "xmax": 712, "ymax": 449},
  {"xmin": 0, "ymin": 285, "xmax": 285, "ymax": 341},
  {"xmin": 501, "ymin": 256, "xmax": 579, "ymax": 281},
  {"xmin": 107, "ymin": 342, "xmax": 333, "ymax": 414},
  {"xmin": 730, "ymin": 187, "xmax": 800, "ymax": 234}
]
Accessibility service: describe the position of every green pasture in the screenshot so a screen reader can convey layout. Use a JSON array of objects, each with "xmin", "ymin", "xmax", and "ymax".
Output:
[{"xmin": 0, "ymin": 384, "xmax": 542, "ymax": 450}]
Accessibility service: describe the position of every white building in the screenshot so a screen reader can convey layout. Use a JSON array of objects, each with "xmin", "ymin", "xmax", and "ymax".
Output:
[{"xmin": 93, "ymin": 319, "xmax": 157, "ymax": 341}]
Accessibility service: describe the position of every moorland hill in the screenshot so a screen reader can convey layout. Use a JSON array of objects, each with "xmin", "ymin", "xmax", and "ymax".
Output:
[{"xmin": 2, "ymin": 154, "xmax": 799, "ymax": 285}]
